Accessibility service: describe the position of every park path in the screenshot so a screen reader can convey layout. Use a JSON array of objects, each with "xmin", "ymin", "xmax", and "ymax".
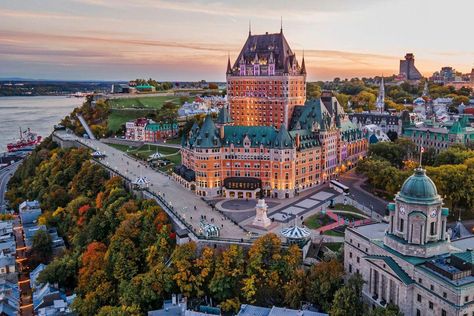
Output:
[{"xmin": 315, "ymin": 210, "xmax": 372, "ymax": 234}]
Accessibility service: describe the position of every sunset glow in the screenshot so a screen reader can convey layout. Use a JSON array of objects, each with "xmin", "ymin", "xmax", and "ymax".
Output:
[{"xmin": 1, "ymin": 0, "xmax": 473, "ymax": 81}]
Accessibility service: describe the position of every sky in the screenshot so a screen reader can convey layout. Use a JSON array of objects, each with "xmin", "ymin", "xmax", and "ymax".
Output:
[{"xmin": 1, "ymin": 0, "xmax": 473, "ymax": 81}]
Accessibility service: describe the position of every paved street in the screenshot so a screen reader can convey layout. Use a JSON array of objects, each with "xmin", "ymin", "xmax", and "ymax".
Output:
[
  {"xmin": 56, "ymin": 131, "xmax": 248, "ymax": 240},
  {"xmin": 0, "ymin": 161, "xmax": 21, "ymax": 212},
  {"xmin": 339, "ymin": 169, "xmax": 389, "ymax": 216}
]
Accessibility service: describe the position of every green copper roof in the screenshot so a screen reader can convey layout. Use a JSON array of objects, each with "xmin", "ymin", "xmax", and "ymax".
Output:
[
  {"xmin": 449, "ymin": 121, "xmax": 463, "ymax": 134},
  {"xmin": 194, "ymin": 115, "xmax": 221, "ymax": 148},
  {"xmin": 364, "ymin": 255, "xmax": 414, "ymax": 285},
  {"xmin": 274, "ymin": 124, "xmax": 293, "ymax": 149},
  {"xmin": 222, "ymin": 125, "xmax": 277, "ymax": 148},
  {"xmin": 145, "ymin": 122, "xmax": 177, "ymax": 131},
  {"xmin": 387, "ymin": 203, "xmax": 395, "ymax": 212},
  {"xmin": 216, "ymin": 106, "xmax": 233, "ymax": 125},
  {"xmin": 397, "ymin": 168, "xmax": 441, "ymax": 205},
  {"xmin": 452, "ymin": 250, "xmax": 474, "ymax": 264}
]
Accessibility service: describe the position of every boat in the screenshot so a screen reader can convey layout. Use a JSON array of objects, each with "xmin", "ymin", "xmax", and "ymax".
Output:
[{"xmin": 7, "ymin": 128, "xmax": 42, "ymax": 152}]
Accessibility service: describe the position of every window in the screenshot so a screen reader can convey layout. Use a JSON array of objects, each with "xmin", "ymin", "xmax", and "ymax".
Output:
[
  {"xmin": 443, "ymin": 292, "xmax": 447, "ymax": 298},
  {"xmin": 430, "ymin": 221, "xmax": 436, "ymax": 235},
  {"xmin": 441, "ymin": 310, "xmax": 446, "ymax": 316},
  {"xmin": 430, "ymin": 285, "xmax": 434, "ymax": 291},
  {"xmin": 418, "ymin": 278, "xmax": 422, "ymax": 284},
  {"xmin": 399, "ymin": 218, "xmax": 404, "ymax": 232},
  {"xmin": 349, "ymin": 264, "xmax": 352, "ymax": 273},
  {"xmin": 416, "ymin": 309, "xmax": 420, "ymax": 316},
  {"xmin": 417, "ymin": 294, "xmax": 421, "ymax": 302},
  {"xmin": 357, "ymin": 257, "xmax": 360, "ymax": 263},
  {"xmin": 349, "ymin": 252, "xmax": 353, "ymax": 258},
  {"xmin": 465, "ymin": 296, "xmax": 469, "ymax": 302},
  {"xmin": 429, "ymin": 301, "xmax": 433, "ymax": 309}
]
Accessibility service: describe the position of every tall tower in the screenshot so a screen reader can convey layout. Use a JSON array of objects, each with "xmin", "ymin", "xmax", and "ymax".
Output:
[
  {"xmin": 226, "ymin": 27, "xmax": 306, "ymax": 128},
  {"xmin": 376, "ymin": 76, "xmax": 385, "ymax": 113}
]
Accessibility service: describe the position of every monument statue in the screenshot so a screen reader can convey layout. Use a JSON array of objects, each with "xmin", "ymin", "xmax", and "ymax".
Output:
[{"xmin": 252, "ymin": 199, "xmax": 271, "ymax": 228}]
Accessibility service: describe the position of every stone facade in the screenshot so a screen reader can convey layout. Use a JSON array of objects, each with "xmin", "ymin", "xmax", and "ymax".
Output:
[{"xmin": 345, "ymin": 168, "xmax": 474, "ymax": 316}]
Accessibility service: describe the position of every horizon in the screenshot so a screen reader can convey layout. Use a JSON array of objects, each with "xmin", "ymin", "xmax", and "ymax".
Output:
[{"xmin": 1, "ymin": 0, "xmax": 474, "ymax": 81}]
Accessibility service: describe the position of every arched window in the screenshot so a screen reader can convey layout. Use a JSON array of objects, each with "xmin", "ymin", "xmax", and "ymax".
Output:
[
  {"xmin": 399, "ymin": 218, "xmax": 404, "ymax": 232},
  {"xmin": 430, "ymin": 221, "xmax": 436, "ymax": 235}
]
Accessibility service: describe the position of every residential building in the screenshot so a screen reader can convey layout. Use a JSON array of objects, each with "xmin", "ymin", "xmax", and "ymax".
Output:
[
  {"xmin": 125, "ymin": 118, "xmax": 148, "ymax": 141},
  {"xmin": 19, "ymin": 200, "xmax": 41, "ymax": 225},
  {"xmin": 0, "ymin": 279, "xmax": 20, "ymax": 316},
  {"xmin": 363, "ymin": 124, "xmax": 391, "ymax": 143},
  {"xmin": 30, "ymin": 264, "xmax": 75, "ymax": 315},
  {"xmin": 349, "ymin": 113, "xmax": 402, "ymax": 136},
  {"xmin": 226, "ymin": 27, "xmax": 306, "ymax": 128},
  {"xmin": 345, "ymin": 167, "xmax": 474, "ymax": 316}
]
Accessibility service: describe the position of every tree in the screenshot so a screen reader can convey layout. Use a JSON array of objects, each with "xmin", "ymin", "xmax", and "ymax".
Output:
[
  {"xmin": 307, "ymin": 82, "xmax": 322, "ymax": 99},
  {"xmin": 368, "ymin": 304, "xmax": 403, "ymax": 316},
  {"xmin": 305, "ymin": 259, "xmax": 344, "ymax": 311},
  {"xmin": 329, "ymin": 274, "xmax": 365, "ymax": 316},
  {"xmin": 37, "ymin": 252, "xmax": 78, "ymax": 289},
  {"xmin": 209, "ymin": 245, "xmax": 245, "ymax": 303},
  {"xmin": 283, "ymin": 268, "xmax": 306, "ymax": 309},
  {"xmin": 31, "ymin": 230, "xmax": 53, "ymax": 266}
]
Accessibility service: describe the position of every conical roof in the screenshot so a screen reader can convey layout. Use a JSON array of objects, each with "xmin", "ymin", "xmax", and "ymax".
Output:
[
  {"xmin": 281, "ymin": 225, "xmax": 310, "ymax": 239},
  {"xmin": 195, "ymin": 115, "xmax": 221, "ymax": 148},
  {"xmin": 216, "ymin": 106, "xmax": 233, "ymax": 125},
  {"xmin": 273, "ymin": 124, "xmax": 293, "ymax": 149}
]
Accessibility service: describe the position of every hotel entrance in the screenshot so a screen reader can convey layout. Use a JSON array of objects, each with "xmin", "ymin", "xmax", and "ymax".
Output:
[{"xmin": 223, "ymin": 177, "xmax": 262, "ymax": 199}]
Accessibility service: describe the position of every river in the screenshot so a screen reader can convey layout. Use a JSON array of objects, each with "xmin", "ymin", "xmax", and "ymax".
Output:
[{"xmin": 0, "ymin": 96, "xmax": 83, "ymax": 152}]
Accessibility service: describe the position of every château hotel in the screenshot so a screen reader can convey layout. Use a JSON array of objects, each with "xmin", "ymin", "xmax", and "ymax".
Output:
[{"xmin": 174, "ymin": 28, "xmax": 368, "ymax": 199}]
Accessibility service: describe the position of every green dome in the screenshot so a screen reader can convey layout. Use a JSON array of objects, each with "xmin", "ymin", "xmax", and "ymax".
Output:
[{"xmin": 398, "ymin": 168, "xmax": 440, "ymax": 205}]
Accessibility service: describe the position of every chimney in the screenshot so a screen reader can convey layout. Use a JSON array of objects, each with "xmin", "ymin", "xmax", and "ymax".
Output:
[{"xmin": 220, "ymin": 125, "xmax": 225, "ymax": 139}]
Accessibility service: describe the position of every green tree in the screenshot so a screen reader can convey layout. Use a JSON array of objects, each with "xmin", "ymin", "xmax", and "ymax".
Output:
[
  {"xmin": 209, "ymin": 245, "xmax": 245, "ymax": 303},
  {"xmin": 305, "ymin": 259, "xmax": 344, "ymax": 311},
  {"xmin": 329, "ymin": 274, "xmax": 365, "ymax": 316},
  {"xmin": 31, "ymin": 230, "xmax": 53, "ymax": 265},
  {"xmin": 307, "ymin": 82, "xmax": 322, "ymax": 99},
  {"xmin": 368, "ymin": 304, "xmax": 403, "ymax": 316}
]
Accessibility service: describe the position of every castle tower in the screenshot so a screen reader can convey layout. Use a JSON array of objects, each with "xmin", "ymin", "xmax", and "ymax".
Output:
[{"xmin": 226, "ymin": 27, "xmax": 306, "ymax": 128}]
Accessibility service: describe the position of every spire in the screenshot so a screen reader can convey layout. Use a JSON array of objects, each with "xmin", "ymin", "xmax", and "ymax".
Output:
[
  {"xmin": 249, "ymin": 20, "xmax": 251, "ymax": 36},
  {"xmin": 226, "ymin": 53, "xmax": 232, "ymax": 74},
  {"xmin": 300, "ymin": 50, "xmax": 306, "ymax": 75},
  {"xmin": 280, "ymin": 16, "xmax": 283, "ymax": 33},
  {"xmin": 376, "ymin": 75, "xmax": 385, "ymax": 113}
]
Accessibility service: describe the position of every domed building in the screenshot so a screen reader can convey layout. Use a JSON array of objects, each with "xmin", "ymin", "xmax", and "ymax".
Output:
[{"xmin": 344, "ymin": 167, "xmax": 474, "ymax": 316}]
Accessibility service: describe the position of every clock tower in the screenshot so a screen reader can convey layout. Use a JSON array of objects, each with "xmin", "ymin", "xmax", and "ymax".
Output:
[{"xmin": 385, "ymin": 167, "xmax": 450, "ymax": 258}]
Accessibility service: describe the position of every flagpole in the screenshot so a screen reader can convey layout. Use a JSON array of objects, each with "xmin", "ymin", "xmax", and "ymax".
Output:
[{"xmin": 419, "ymin": 147, "xmax": 424, "ymax": 167}]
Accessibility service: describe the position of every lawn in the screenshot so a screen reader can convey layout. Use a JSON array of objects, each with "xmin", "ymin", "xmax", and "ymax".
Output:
[
  {"xmin": 108, "ymin": 95, "xmax": 181, "ymax": 109},
  {"xmin": 323, "ymin": 230, "xmax": 345, "ymax": 237},
  {"xmin": 107, "ymin": 109, "xmax": 155, "ymax": 132},
  {"xmin": 333, "ymin": 203, "xmax": 365, "ymax": 214},
  {"xmin": 305, "ymin": 213, "xmax": 335, "ymax": 229},
  {"xmin": 109, "ymin": 143, "xmax": 181, "ymax": 165},
  {"xmin": 324, "ymin": 242, "xmax": 342, "ymax": 252}
]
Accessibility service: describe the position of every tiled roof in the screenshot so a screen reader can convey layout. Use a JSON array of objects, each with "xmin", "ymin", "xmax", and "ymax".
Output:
[
  {"xmin": 274, "ymin": 124, "xmax": 293, "ymax": 149},
  {"xmin": 194, "ymin": 115, "xmax": 221, "ymax": 148},
  {"xmin": 145, "ymin": 122, "xmax": 177, "ymax": 131}
]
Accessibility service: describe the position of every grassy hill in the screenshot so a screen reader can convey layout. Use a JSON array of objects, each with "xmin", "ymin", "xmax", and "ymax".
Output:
[{"xmin": 108, "ymin": 95, "xmax": 181, "ymax": 109}]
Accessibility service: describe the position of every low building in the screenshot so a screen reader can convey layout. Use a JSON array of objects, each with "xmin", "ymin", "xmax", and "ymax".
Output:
[
  {"xmin": 345, "ymin": 167, "xmax": 474, "ymax": 316},
  {"xmin": 126, "ymin": 118, "xmax": 178, "ymax": 142},
  {"xmin": 237, "ymin": 304, "xmax": 327, "ymax": 316},
  {"xmin": 136, "ymin": 84, "xmax": 156, "ymax": 93},
  {"xmin": 30, "ymin": 264, "xmax": 75, "ymax": 315},
  {"xmin": 349, "ymin": 113, "xmax": 402, "ymax": 136},
  {"xmin": 19, "ymin": 200, "xmax": 42, "ymax": 225},
  {"xmin": 144, "ymin": 122, "xmax": 178, "ymax": 142},
  {"xmin": 403, "ymin": 115, "xmax": 474, "ymax": 152},
  {"xmin": 362, "ymin": 124, "xmax": 391, "ymax": 143},
  {"xmin": 0, "ymin": 279, "xmax": 20, "ymax": 316},
  {"xmin": 111, "ymin": 83, "xmax": 131, "ymax": 94}
]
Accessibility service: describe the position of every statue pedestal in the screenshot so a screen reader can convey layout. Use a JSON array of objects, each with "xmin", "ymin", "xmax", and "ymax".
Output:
[{"xmin": 252, "ymin": 199, "xmax": 271, "ymax": 228}]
